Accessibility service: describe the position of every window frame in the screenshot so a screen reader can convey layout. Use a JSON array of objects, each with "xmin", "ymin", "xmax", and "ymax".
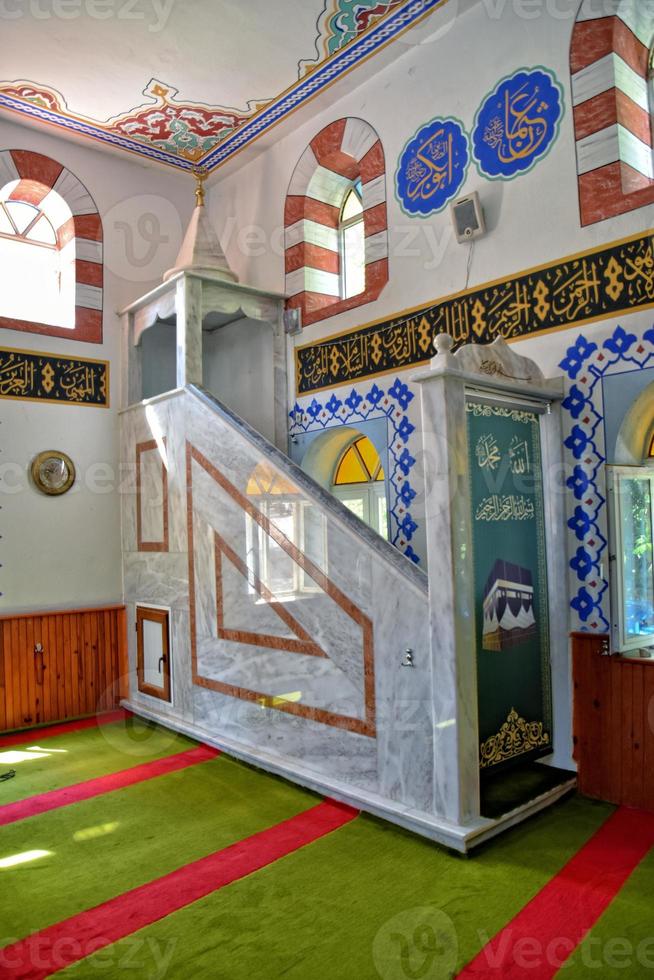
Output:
[
  {"xmin": 338, "ymin": 180, "xmax": 365, "ymax": 301},
  {"xmin": 607, "ymin": 464, "xmax": 654, "ymax": 657}
]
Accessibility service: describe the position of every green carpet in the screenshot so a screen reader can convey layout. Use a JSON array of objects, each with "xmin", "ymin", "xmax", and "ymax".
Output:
[
  {"xmin": 0, "ymin": 717, "xmax": 196, "ymax": 805},
  {"xmin": 55, "ymin": 795, "xmax": 613, "ymax": 980},
  {"xmin": 480, "ymin": 760, "xmax": 575, "ymax": 819},
  {"xmin": 563, "ymin": 848, "xmax": 654, "ymax": 979},
  {"xmin": 0, "ymin": 753, "xmax": 319, "ymax": 943}
]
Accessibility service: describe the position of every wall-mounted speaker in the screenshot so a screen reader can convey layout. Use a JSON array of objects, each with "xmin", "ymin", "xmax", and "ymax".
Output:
[{"xmin": 450, "ymin": 192, "xmax": 486, "ymax": 244}]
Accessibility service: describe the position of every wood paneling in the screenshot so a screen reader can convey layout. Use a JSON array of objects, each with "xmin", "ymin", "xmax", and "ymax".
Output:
[
  {"xmin": 572, "ymin": 632, "xmax": 654, "ymax": 810},
  {"xmin": 0, "ymin": 605, "xmax": 128, "ymax": 734}
]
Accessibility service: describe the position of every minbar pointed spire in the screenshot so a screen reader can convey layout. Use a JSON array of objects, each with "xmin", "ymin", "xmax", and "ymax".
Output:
[{"xmin": 163, "ymin": 169, "xmax": 237, "ymax": 283}]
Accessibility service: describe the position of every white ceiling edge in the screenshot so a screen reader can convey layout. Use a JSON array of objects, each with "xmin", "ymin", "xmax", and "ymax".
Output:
[{"xmin": 0, "ymin": 0, "xmax": 480, "ymax": 186}]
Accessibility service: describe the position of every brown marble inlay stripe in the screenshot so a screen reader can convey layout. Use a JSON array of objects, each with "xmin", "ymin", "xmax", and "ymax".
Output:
[
  {"xmin": 214, "ymin": 531, "xmax": 327, "ymax": 658},
  {"xmin": 186, "ymin": 442, "xmax": 376, "ymax": 737}
]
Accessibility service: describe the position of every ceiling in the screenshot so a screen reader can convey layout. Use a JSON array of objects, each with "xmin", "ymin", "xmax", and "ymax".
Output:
[{"xmin": 0, "ymin": 0, "xmax": 445, "ymax": 173}]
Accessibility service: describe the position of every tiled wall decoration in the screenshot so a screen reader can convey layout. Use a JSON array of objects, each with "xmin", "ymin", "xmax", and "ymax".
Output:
[
  {"xmin": 295, "ymin": 230, "xmax": 654, "ymax": 394},
  {"xmin": 472, "ymin": 67, "xmax": 564, "ymax": 180},
  {"xmin": 289, "ymin": 376, "xmax": 421, "ymax": 563},
  {"xmin": 560, "ymin": 321, "xmax": 654, "ymax": 632},
  {"xmin": 0, "ymin": 149, "xmax": 103, "ymax": 343},
  {"xmin": 0, "ymin": 346, "xmax": 108, "ymax": 407},
  {"xmin": 395, "ymin": 116, "xmax": 469, "ymax": 216},
  {"xmin": 570, "ymin": 2, "xmax": 654, "ymax": 226}
]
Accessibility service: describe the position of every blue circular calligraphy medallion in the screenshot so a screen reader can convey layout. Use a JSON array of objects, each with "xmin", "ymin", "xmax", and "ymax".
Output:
[
  {"xmin": 472, "ymin": 67, "xmax": 564, "ymax": 180},
  {"xmin": 395, "ymin": 117, "xmax": 470, "ymax": 217}
]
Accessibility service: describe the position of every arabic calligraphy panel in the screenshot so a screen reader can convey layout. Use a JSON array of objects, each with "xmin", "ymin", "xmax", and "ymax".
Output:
[
  {"xmin": 395, "ymin": 116, "xmax": 470, "ymax": 216},
  {"xmin": 0, "ymin": 347, "xmax": 109, "ymax": 407},
  {"xmin": 473, "ymin": 67, "xmax": 564, "ymax": 181}
]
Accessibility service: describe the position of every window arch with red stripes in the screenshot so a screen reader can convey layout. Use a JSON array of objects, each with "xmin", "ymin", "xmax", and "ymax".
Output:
[
  {"xmin": 284, "ymin": 118, "xmax": 389, "ymax": 328},
  {"xmin": 0, "ymin": 149, "xmax": 103, "ymax": 343},
  {"xmin": 571, "ymin": 2, "xmax": 654, "ymax": 226}
]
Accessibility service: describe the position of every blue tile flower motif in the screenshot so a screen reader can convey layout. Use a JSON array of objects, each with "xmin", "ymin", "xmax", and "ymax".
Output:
[
  {"xmin": 397, "ymin": 417, "xmax": 415, "ymax": 444},
  {"xmin": 564, "ymin": 425, "xmax": 589, "ymax": 460},
  {"xmin": 404, "ymin": 545, "xmax": 420, "ymax": 564},
  {"xmin": 561, "ymin": 385, "xmax": 586, "ymax": 421},
  {"xmin": 367, "ymin": 384, "xmax": 384, "ymax": 407},
  {"xmin": 567, "ymin": 465, "xmax": 590, "ymax": 501},
  {"xmin": 568, "ymin": 505, "xmax": 592, "ymax": 542},
  {"xmin": 398, "ymin": 448, "xmax": 416, "ymax": 476},
  {"xmin": 570, "ymin": 547, "xmax": 593, "ymax": 582},
  {"xmin": 571, "ymin": 587, "xmax": 595, "ymax": 623},
  {"xmin": 400, "ymin": 514, "xmax": 418, "ymax": 540},
  {"xmin": 604, "ymin": 325, "xmax": 637, "ymax": 356},
  {"xmin": 307, "ymin": 398, "xmax": 322, "ymax": 421},
  {"xmin": 560, "ymin": 336, "xmax": 598, "ymax": 380},
  {"xmin": 399, "ymin": 482, "xmax": 417, "ymax": 506},
  {"xmin": 388, "ymin": 378, "xmax": 414, "ymax": 411},
  {"xmin": 345, "ymin": 389, "xmax": 363, "ymax": 412},
  {"xmin": 325, "ymin": 394, "xmax": 342, "ymax": 416}
]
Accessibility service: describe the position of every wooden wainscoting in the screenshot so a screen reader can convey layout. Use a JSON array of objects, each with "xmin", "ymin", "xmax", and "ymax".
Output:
[
  {"xmin": 0, "ymin": 605, "xmax": 128, "ymax": 733},
  {"xmin": 572, "ymin": 631, "xmax": 654, "ymax": 811}
]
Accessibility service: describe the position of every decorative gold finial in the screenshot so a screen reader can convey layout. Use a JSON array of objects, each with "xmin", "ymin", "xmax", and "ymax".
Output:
[{"xmin": 192, "ymin": 168, "xmax": 207, "ymax": 207}]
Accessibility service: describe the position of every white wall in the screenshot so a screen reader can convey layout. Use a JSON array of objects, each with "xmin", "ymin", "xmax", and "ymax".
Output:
[
  {"xmin": 0, "ymin": 118, "xmax": 191, "ymax": 613},
  {"xmin": 207, "ymin": 3, "xmax": 651, "ymax": 344}
]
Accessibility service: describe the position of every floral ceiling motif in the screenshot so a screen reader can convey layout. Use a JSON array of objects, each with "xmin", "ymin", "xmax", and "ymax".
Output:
[{"xmin": 0, "ymin": 0, "xmax": 438, "ymax": 172}]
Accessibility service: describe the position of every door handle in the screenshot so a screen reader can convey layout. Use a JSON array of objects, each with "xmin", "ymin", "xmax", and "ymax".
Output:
[
  {"xmin": 158, "ymin": 656, "xmax": 167, "ymax": 674},
  {"xmin": 34, "ymin": 645, "xmax": 47, "ymax": 686}
]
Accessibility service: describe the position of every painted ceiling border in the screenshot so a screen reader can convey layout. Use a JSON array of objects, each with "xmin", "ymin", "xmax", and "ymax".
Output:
[{"xmin": 0, "ymin": 0, "xmax": 446, "ymax": 174}]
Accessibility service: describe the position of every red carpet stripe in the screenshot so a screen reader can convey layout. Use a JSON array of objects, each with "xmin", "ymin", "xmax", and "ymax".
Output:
[
  {"xmin": 0, "ymin": 710, "xmax": 130, "ymax": 748},
  {"xmin": 0, "ymin": 798, "xmax": 358, "ymax": 979},
  {"xmin": 458, "ymin": 807, "xmax": 654, "ymax": 979},
  {"xmin": 0, "ymin": 745, "xmax": 220, "ymax": 827}
]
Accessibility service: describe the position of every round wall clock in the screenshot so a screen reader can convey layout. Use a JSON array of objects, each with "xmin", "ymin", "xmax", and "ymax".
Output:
[{"xmin": 31, "ymin": 450, "xmax": 76, "ymax": 496}]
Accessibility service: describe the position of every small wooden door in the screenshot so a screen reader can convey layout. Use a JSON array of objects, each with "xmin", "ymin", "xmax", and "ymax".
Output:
[{"xmin": 136, "ymin": 607, "xmax": 171, "ymax": 702}]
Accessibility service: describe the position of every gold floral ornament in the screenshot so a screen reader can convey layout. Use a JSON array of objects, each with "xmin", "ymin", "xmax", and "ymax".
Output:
[{"xmin": 479, "ymin": 707, "xmax": 550, "ymax": 768}]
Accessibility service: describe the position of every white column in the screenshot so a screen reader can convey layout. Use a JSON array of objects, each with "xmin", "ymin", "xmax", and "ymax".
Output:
[
  {"xmin": 413, "ymin": 336, "xmax": 480, "ymax": 826},
  {"xmin": 175, "ymin": 274, "xmax": 204, "ymax": 388}
]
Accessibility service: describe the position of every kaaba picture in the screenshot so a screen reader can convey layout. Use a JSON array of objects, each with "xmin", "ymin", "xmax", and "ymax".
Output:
[{"xmin": 482, "ymin": 559, "xmax": 536, "ymax": 652}]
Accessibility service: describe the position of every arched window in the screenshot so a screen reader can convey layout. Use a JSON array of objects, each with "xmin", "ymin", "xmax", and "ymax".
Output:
[
  {"xmin": 331, "ymin": 434, "xmax": 388, "ymax": 539},
  {"xmin": 0, "ymin": 179, "xmax": 74, "ymax": 329},
  {"xmin": 285, "ymin": 118, "xmax": 389, "ymax": 328},
  {"xmin": 0, "ymin": 149, "xmax": 103, "ymax": 343},
  {"xmin": 339, "ymin": 180, "xmax": 365, "ymax": 300}
]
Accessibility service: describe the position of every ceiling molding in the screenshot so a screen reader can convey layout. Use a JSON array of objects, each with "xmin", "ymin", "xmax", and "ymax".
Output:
[{"xmin": 0, "ymin": 0, "xmax": 447, "ymax": 173}]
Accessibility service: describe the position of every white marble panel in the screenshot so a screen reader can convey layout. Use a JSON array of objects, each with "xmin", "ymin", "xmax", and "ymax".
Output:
[
  {"xmin": 364, "ymin": 230, "xmax": 389, "ymax": 263},
  {"xmin": 576, "ymin": 123, "xmax": 653, "ymax": 178},
  {"xmin": 341, "ymin": 118, "xmax": 379, "ymax": 162},
  {"xmin": 307, "ymin": 166, "xmax": 352, "ymax": 207},
  {"xmin": 287, "ymin": 145, "xmax": 320, "ymax": 197},
  {"xmin": 75, "ymin": 283, "xmax": 102, "ymax": 310},
  {"xmin": 139, "ymin": 446, "xmax": 166, "ymax": 545},
  {"xmin": 123, "ymin": 551, "xmax": 189, "ymax": 610},
  {"xmin": 76, "ymin": 238, "xmax": 104, "ymax": 263},
  {"xmin": 572, "ymin": 53, "xmax": 649, "ymax": 112},
  {"xmin": 52, "ymin": 169, "xmax": 97, "ymax": 215},
  {"xmin": 362, "ymin": 174, "xmax": 386, "ymax": 211}
]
